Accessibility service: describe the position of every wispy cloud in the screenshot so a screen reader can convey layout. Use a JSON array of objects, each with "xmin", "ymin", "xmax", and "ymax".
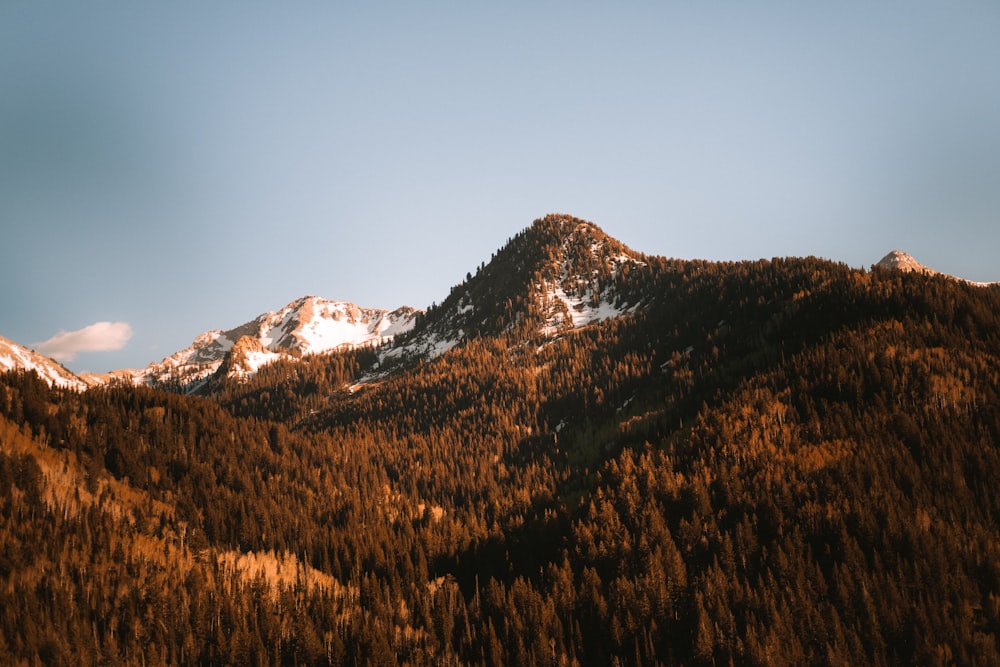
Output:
[{"xmin": 33, "ymin": 321, "xmax": 133, "ymax": 362}]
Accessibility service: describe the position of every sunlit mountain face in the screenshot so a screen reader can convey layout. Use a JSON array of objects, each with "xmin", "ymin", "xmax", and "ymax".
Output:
[{"xmin": 2, "ymin": 214, "xmax": 1000, "ymax": 665}]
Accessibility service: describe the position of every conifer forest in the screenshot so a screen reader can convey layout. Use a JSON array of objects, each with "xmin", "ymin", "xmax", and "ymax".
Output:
[{"xmin": 3, "ymin": 215, "xmax": 1000, "ymax": 665}]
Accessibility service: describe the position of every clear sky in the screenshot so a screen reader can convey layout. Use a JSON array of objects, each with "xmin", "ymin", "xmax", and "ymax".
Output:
[{"xmin": 3, "ymin": 2, "xmax": 999, "ymax": 373}]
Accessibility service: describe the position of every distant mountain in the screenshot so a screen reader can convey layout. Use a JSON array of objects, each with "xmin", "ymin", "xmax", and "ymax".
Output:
[
  {"xmin": 876, "ymin": 249, "xmax": 997, "ymax": 287},
  {"xmin": 875, "ymin": 249, "xmax": 935, "ymax": 274},
  {"xmin": 0, "ymin": 333, "xmax": 89, "ymax": 391},
  {"xmin": 134, "ymin": 296, "xmax": 420, "ymax": 389},
  {"xmin": 7, "ymin": 226, "xmax": 996, "ymax": 395}
]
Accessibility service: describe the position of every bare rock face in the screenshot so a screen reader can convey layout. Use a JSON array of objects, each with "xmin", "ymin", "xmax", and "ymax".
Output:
[
  {"xmin": 223, "ymin": 335, "xmax": 270, "ymax": 377},
  {"xmin": 875, "ymin": 250, "xmax": 936, "ymax": 275},
  {"xmin": 875, "ymin": 250, "xmax": 996, "ymax": 287}
]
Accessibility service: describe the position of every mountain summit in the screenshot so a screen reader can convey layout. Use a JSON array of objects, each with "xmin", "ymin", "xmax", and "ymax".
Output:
[
  {"xmin": 876, "ymin": 249, "xmax": 997, "ymax": 286},
  {"xmin": 135, "ymin": 296, "xmax": 420, "ymax": 389},
  {"xmin": 527, "ymin": 215, "xmax": 649, "ymax": 335},
  {"xmin": 384, "ymin": 214, "xmax": 650, "ymax": 363},
  {"xmin": 4, "ymin": 218, "xmax": 1000, "ymax": 665},
  {"xmin": 875, "ymin": 250, "xmax": 936, "ymax": 275},
  {"xmin": 4, "ymin": 217, "xmax": 995, "ymax": 391}
]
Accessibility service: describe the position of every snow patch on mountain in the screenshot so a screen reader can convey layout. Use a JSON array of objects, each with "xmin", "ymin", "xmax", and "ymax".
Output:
[
  {"xmin": 540, "ymin": 224, "xmax": 646, "ymax": 336},
  {"xmin": 132, "ymin": 296, "xmax": 421, "ymax": 387},
  {"xmin": 382, "ymin": 330, "xmax": 461, "ymax": 363},
  {"xmin": 250, "ymin": 297, "xmax": 419, "ymax": 354},
  {"xmin": 370, "ymin": 218, "xmax": 649, "ymax": 376},
  {"xmin": 222, "ymin": 336, "xmax": 285, "ymax": 381},
  {"xmin": 544, "ymin": 286, "xmax": 629, "ymax": 333},
  {"xmin": 0, "ymin": 334, "xmax": 89, "ymax": 390}
]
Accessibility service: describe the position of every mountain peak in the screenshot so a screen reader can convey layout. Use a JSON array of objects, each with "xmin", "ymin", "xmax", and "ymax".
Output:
[
  {"xmin": 0, "ymin": 334, "xmax": 89, "ymax": 391},
  {"xmin": 381, "ymin": 215, "xmax": 649, "ymax": 366},
  {"xmin": 875, "ymin": 250, "xmax": 996, "ymax": 287},
  {"xmin": 131, "ymin": 296, "xmax": 421, "ymax": 390},
  {"xmin": 528, "ymin": 216, "xmax": 647, "ymax": 335},
  {"xmin": 524, "ymin": 214, "xmax": 622, "ymax": 262},
  {"xmin": 875, "ymin": 250, "xmax": 935, "ymax": 275},
  {"xmin": 528, "ymin": 212, "xmax": 605, "ymax": 239}
]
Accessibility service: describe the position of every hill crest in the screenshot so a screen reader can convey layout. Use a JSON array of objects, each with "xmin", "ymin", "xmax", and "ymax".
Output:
[
  {"xmin": 4, "ymin": 216, "xmax": 996, "ymax": 390},
  {"xmin": 132, "ymin": 296, "xmax": 420, "ymax": 389}
]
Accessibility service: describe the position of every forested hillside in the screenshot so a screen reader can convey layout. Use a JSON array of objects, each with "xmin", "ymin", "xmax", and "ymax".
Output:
[{"xmin": 3, "ymin": 215, "xmax": 1000, "ymax": 665}]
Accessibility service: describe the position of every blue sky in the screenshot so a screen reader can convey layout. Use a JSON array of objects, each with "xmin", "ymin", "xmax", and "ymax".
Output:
[{"xmin": 3, "ymin": 2, "xmax": 999, "ymax": 373}]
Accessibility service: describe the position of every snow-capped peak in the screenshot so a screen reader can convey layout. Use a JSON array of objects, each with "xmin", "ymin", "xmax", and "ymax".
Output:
[
  {"xmin": 257, "ymin": 296, "xmax": 420, "ymax": 354},
  {"xmin": 376, "ymin": 215, "xmax": 650, "ymax": 372},
  {"xmin": 876, "ymin": 250, "xmax": 997, "ymax": 287},
  {"xmin": 132, "ymin": 296, "xmax": 421, "ymax": 388},
  {"xmin": 0, "ymin": 334, "xmax": 89, "ymax": 391},
  {"xmin": 876, "ymin": 250, "xmax": 935, "ymax": 275}
]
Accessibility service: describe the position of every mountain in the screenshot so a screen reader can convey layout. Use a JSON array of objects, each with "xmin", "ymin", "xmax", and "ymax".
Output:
[
  {"xmin": 0, "ymin": 333, "xmax": 89, "ymax": 391},
  {"xmin": 5, "ymin": 227, "xmax": 994, "ymax": 396},
  {"xmin": 4, "ymin": 214, "xmax": 1000, "ymax": 664},
  {"xmin": 380, "ymin": 216, "xmax": 650, "ymax": 367},
  {"xmin": 133, "ymin": 295, "xmax": 420, "ymax": 389},
  {"xmin": 133, "ymin": 216, "xmax": 655, "ymax": 388},
  {"xmin": 876, "ymin": 249, "xmax": 998, "ymax": 286},
  {"xmin": 875, "ymin": 249, "xmax": 936, "ymax": 274}
]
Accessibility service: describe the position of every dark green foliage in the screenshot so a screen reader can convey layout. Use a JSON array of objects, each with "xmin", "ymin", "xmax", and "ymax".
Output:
[{"xmin": 2, "ymin": 214, "xmax": 999, "ymax": 664}]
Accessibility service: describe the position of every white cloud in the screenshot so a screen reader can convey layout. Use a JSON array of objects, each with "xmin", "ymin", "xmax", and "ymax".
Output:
[{"xmin": 33, "ymin": 321, "xmax": 133, "ymax": 362}]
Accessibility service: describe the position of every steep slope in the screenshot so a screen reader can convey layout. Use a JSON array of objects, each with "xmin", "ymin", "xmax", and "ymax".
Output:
[
  {"xmin": 4, "ymin": 217, "xmax": 1000, "ymax": 665},
  {"xmin": 0, "ymin": 373, "xmax": 352, "ymax": 664},
  {"xmin": 0, "ymin": 333, "xmax": 88, "ymax": 390},
  {"xmin": 134, "ymin": 295, "xmax": 420, "ymax": 389},
  {"xmin": 381, "ymin": 214, "xmax": 651, "ymax": 365},
  {"xmin": 217, "ymin": 335, "xmax": 284, "ymax": 381},
  {"xmin": 305, "ymin": 247, "xmax": 1000, "ymax": 664}
]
